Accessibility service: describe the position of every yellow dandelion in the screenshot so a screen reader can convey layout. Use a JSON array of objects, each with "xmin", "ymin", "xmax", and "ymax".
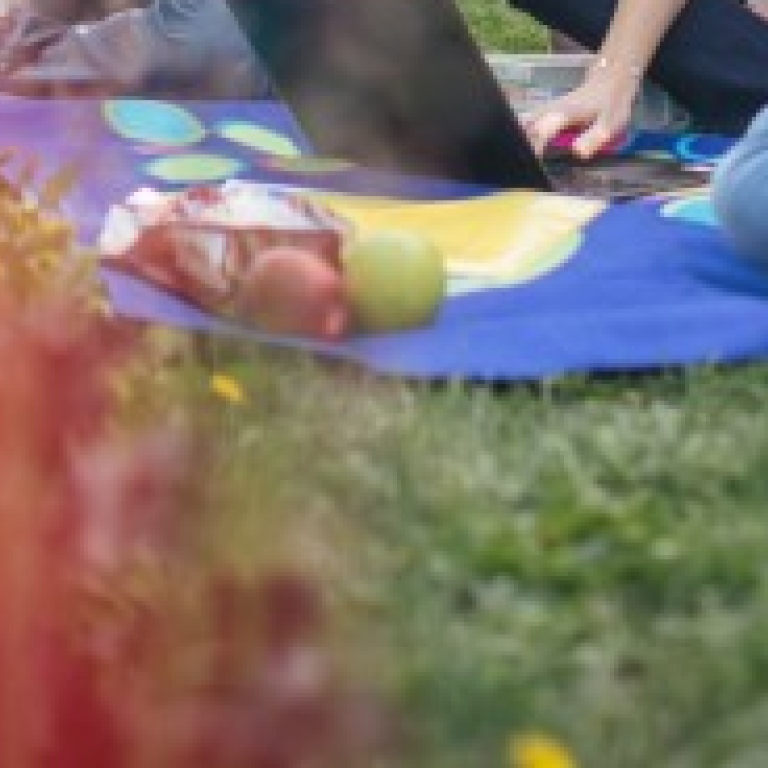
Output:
[
  {"xmin": 210, "ymin": 373, "xmax": 246, "ymax": 405},
  {"xmin": 508, "ymin": 732, "xmax": 577, "ymax": 768}
]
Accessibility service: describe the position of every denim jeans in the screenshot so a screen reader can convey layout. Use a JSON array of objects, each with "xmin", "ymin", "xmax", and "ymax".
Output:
[{"xmin": 712, "ymin": 106, "xmax": 768, "ymax": 266}]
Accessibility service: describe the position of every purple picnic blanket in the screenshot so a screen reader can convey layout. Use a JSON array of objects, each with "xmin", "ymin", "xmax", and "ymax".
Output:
[{"xmin": 3, "ymin": 96, "xmax": 766, "ymax": 381}]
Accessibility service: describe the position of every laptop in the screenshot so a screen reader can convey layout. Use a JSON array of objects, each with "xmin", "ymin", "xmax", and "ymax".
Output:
[{"xmin": 226, "ymin": 0, "xmax": 709, "ymax": 198}]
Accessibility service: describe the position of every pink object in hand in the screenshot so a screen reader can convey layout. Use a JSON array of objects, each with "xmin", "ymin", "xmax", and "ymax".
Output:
[{"xmin": 548, "ymin": 128, "xmax": 629, "ymax": 157}]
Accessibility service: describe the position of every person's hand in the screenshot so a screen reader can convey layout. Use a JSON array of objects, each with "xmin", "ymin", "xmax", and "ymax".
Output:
[
  {"xmin": 748, "ymin": 0, "xmax": 768, "ymax": 22},
  {"xmin": 522, "ymin": 62, "xmax": 641, "ymax": 159}
]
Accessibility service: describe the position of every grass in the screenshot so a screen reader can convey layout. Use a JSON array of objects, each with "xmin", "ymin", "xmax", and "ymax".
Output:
[
  {"xmin": 197, "ymin": 342, "xmax": 768, "ymax": 766},
  {"xmin": 458, "ymin": 0, "xmax": 550, "ymax": 52},
  {"xmin": 174, "ymin": 2, "xmax": 768, "ymax": 765}
]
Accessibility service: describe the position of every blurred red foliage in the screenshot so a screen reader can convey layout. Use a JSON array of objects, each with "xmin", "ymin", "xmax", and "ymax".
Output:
[{"xmin": 0, "ymin": 203, "xmax": 396, "ymax": 767}]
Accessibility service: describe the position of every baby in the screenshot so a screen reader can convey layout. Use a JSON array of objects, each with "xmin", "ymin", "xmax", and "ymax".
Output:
[{"xmin": 0, "ymin": 0, "xmax": 270, "ymax": 98}]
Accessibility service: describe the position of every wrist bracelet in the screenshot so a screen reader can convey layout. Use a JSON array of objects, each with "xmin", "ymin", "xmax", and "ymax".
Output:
[{"xmin": 592, "ymin": 55, "xmax": 644, "ymax": 80}]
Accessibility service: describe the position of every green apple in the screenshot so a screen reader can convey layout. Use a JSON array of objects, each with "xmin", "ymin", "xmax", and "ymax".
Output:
[{"xmin": 342, "ymin": 230, "xmax": 447, "ymax": 332}]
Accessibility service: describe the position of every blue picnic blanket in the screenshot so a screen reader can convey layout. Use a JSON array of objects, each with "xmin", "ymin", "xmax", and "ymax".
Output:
[{"xmin": 4, "ymin": 96, "xmax": 767, "ymax": 380}]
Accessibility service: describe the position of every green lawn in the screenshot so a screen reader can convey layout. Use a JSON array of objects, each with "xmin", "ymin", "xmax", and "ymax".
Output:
[
  {"xmin": 198, "ymin": 346, "xmax": 768, "ymax": 767},
  {"xmin": 192, "ymin": 3, "xmax": 768, "ymax": 766},
  {"xmin": 458, "ymin": 0, "xmax": 549, "ymax": 52}
]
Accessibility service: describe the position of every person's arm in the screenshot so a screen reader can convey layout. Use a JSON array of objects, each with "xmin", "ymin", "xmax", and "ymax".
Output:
[
  {"xmin": 526, "ymin": 0, "xmax": 692, "ymax": 158},
  {"xmin": 22, "ymin": 0, "xmax": 94, "ymax": 23},
  {"xmin": 6, "ymin": 0, "xmax": 268, "ymax": 99}
]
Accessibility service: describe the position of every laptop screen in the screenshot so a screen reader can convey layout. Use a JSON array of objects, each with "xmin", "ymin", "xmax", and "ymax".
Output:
[{"xmin": 226, "ymin": 0, "xmax": 552, "ymax": 190}]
